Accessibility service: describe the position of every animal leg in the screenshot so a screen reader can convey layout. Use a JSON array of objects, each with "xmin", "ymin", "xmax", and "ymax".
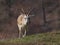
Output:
[
  {"xmin": 19, "ymin": 30, "xmax": 22, "ymax": 38},
  {"xmin": 23, "ymin": 29, "xmax": 26, "ymax": 37}
]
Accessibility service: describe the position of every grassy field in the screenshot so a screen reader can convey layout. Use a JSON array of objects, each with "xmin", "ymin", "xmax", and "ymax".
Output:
[{"xmin": 0, "ymin": 30, "xmax": 60, "ymax": 45}]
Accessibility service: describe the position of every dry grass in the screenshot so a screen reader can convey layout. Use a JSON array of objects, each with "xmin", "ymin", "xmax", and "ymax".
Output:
[{"xmin": 0, "ymin": 30, "xmax": 60, "ymax": 45}]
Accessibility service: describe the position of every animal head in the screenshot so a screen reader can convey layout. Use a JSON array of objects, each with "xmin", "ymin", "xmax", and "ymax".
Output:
[
  {"xmin": 23, "ymin": 14, "xmax": 28, "ymax": 20},
  {"xmin": 20, "ymin": 8, "xmax": 35, "ymax": 18}
]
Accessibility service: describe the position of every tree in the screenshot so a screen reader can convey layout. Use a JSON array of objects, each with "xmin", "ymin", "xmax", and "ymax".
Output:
[
  {"xmin": 42, "ymin": 0, "xmax": 47, "ymax": 25},
  {"xmin": 5, "ymin": 0, "xmax": 15, "ymax": 17}
]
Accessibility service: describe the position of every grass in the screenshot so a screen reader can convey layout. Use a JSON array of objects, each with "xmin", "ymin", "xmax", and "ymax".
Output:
[{"xmin": 0, "ymin": 30, "xmax": 60, "ymax": 45}]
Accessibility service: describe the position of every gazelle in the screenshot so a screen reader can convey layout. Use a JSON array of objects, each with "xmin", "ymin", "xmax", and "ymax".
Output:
[{"xmin": 17, "ymin": 8, "xmax": 34, "ymax": 38}]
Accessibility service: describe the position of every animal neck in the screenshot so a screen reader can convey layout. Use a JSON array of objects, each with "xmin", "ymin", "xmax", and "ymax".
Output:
[
  {"xmin": 21, "ymin": 15, "xmax": 28, "ymax": 25},
  {"xmin": 24, "ymin": 16, "xmax": 28, "ymax": 22}
]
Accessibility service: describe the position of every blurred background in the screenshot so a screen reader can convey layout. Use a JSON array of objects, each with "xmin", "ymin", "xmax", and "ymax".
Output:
[{"xmin": 0, "ymin": 0, "xmax": 60, "ymax": 39}]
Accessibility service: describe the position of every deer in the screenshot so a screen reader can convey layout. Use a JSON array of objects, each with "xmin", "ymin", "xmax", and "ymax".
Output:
[{"xmin": 17, "ymin": 8, "xmax": 34, "ymax": 38}]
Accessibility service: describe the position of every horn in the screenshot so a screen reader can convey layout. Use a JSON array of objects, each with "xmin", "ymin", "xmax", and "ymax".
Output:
[
  {"xmin": 27, "ymin": 7, "xmax": 34, "ymax": 15},
  {"xmin": 20, "ymin": 8, "xmax": 25, "ymax": 14},
  {"xmin": 21, "ymin": 8, "xmax": 25, "ymax": 13}
]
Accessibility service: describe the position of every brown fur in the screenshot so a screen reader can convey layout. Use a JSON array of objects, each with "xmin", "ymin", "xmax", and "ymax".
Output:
[{"xmin": 17, "ymin": 15, "xmax": 24, "ymax": 25}]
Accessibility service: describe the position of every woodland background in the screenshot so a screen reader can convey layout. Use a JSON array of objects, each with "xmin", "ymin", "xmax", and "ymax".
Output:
[{"xmin": 0, "ymin": 0, "xmax": 60, "ymax": 39}]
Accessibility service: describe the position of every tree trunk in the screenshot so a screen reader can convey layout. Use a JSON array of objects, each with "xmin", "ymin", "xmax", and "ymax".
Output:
[{"xmin": 42, "ymin": 0, "xmax": 47, "ymax": 25}]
